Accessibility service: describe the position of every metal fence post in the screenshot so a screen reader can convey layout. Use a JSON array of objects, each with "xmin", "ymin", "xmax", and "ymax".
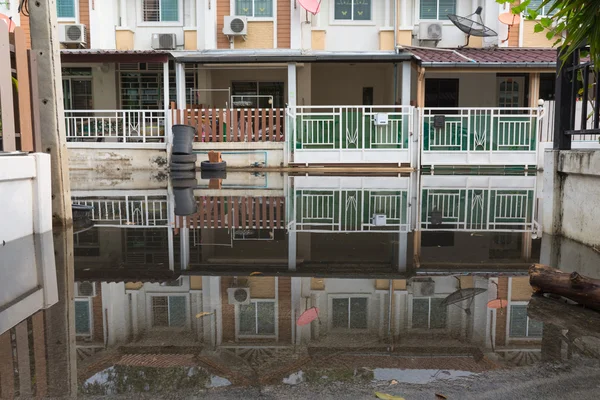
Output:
[{"xmin": 554, "ymin": 47, "xmax": 576, "ymax": 150}]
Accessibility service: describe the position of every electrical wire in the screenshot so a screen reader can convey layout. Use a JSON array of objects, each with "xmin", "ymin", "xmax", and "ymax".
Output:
[{"xmin": 18, "ymin": 0, "xmax": 29, "ymax": 17}]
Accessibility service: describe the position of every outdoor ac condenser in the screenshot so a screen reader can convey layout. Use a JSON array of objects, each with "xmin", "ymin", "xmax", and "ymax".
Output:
[
  {"xmin": 59, "ymin": 24, "xmax": 86, "ymax": 44},
  {"xmin": 151, "ymin": 33, "xmax": 176, "ymax": 50},
  {"xmin": 227, "ymin": 287, "xmax": 251, "ymax": 305},
  {"xmin": 223, "ymin": 16, "xmax": 248, "ymax": 36}
]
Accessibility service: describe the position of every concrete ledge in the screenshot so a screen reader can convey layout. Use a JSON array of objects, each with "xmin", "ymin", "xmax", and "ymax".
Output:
[
  {"xmin": 193, "ymin": 142, "xmax": 284, "ymax": 150},
  {"xmin": 68, "ymin": 148, "xmax": 168, "ymax": 171},
  {"xmin": 558, "ymin": 150, "xmax": 600, "ymax": 176},
  {"xmin": 67, "ymin": 142, "xmax": 167, "ymax": 150}
]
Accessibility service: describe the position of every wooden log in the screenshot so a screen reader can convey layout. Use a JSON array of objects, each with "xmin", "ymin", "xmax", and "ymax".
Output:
[{"xmin": 529, "ymin": 264, "xmax": 600, "ymax": 311}]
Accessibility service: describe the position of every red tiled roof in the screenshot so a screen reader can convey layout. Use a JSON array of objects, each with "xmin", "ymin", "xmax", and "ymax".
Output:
[{"xmin": 408, "ymin": 47, "xmax": 557, "ymax": 66}]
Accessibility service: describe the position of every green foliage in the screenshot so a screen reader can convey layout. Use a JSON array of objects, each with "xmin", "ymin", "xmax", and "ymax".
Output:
[{"xmin": 497, "ymin": 0, "xmax": 600, "ymax": 70}]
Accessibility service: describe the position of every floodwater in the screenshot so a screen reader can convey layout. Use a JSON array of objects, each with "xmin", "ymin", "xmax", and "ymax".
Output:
[{"xmin": 2, "ymin": 172, "xmax": 600, "ymax": 399}]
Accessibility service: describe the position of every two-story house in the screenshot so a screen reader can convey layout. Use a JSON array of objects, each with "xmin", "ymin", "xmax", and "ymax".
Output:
[{"xmin": 13, "ymin": 0, "xmax": 562, "ymax": 169}]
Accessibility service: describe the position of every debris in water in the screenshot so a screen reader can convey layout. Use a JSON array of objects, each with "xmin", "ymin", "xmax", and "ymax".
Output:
[{"xmin": 374, "ymin": 392, "xmax": 405, "ymax": 400}]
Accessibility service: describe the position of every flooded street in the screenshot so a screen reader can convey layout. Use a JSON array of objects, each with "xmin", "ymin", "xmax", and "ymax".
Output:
[{"xmin": 2, "ymin": 172, "xmax": 600, "ymax": 399}]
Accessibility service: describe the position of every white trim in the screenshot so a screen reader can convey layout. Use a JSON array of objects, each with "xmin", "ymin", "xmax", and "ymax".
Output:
[
  {"xmin": 329, "ymin": 0, "xmax": 375, "ymax": 26},
  {"xmin": 137, "ymin": 0, "xmax": 184, "ymax": 27},
  {"xmin": 146, "ymin": 293, "xmax": 192, "ymax": 330},
  {"xmin": 229, "ymin": 0, "xmax": 276, "ymax": 19},
  {"xmin": 327, "ymin": 294, "xmax": 371, "ymax": 332},
  {"xmin": 414, "ymin": 0, "xmax": 457, "ymax": 23},
  {"xmin": 75, "ymin": 298, "xmax": 94, "ymax": 337},
  {"xmin": 407, "ymin": 295, "xmax": 449, "ymax": 330},
  {"xmin": 57, "ymin": 0, "xmax": 79, "ymax": 23},
  {"xmin": 235, "ymin": 299, "xmax": 279, "ymax": 340}
]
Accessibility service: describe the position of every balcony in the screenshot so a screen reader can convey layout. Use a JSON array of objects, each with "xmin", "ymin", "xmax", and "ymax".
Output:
[
  {"xmin": 65, "ymin": 110, "xmax": 167, "ymax": 144},
  {"xmin": 421, "ymin": 107, "xmax": 543, "ymax": 167}
]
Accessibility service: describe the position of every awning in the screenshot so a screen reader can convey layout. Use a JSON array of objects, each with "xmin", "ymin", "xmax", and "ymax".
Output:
[
  {"xmin": 170, "ymin": 49, "xmax": 413, "ymax": 64},
  {"xmin": 61, "ymin": 49, "xmax": 171, "ymax": 63}
]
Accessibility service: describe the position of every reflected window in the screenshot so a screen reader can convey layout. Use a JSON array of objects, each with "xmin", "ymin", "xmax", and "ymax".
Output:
[
  {"xmin": 509, "ymin": 305, "xmax": 543, "ymax": 338},
  {"xmin": 238, "ymin": 301, "xmax": 276, "ymax": 336},
  {"xmin": 412, "ymin": 298, "xmax": 447, "ymax": 329},
  {"xmin": 332, "ymin": 297, "xmax": 368, "ymax": 329},
  {"xmin": 151, "ymin": 296, "xmax": 187, "ymax": 328},
  {"xmin": 75, "ymin": 299, "xmax": 92, "ymax": 336}
]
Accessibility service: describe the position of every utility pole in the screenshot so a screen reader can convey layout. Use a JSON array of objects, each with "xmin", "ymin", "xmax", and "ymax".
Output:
[
  {"xmin": 28, "ymin": 1, "xmax": 77, "ymax": 396},
  {"xmin": 28, "ymin": 0, "xmax": 72, "ymax": 226}
]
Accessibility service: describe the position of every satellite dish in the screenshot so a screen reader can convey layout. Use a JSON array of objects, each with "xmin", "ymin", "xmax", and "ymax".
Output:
[
  {"xmin": 498, "ymin": 12, "xmax": 521, "ymax": 43},
  {"xmin": 447, "ymin": 7, "xmax": 497, "ymax": 48},
  {"xmin": 298, "ymin": 0, "xmax": 322, "ymax": 15}
]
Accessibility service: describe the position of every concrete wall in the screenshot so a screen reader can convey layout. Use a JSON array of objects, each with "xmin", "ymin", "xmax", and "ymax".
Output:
[
  {"xmin": 0, "ymin": 154, "xmax": 52, "ymax": 243},
  {"xmin": 543, "ymin": 150, "xmax": 600, "ymax": 248},
  {"xmin": 67, "ymin": 146, "xmax": 168, "ymax": 171},
  {"xmin": 124, "ymin": 0, "xmax": 196, "ymax": 50},
  {"xmin": 425, "ymin": 72, "xmax": 498, "ymax": 107},
  {"xmin": 311, "ymin": 63, "xmax": 395, "ymax": 105},
  {"xmin": 193, "ymin": 142, "xmax": 284, "ymax": 168}
]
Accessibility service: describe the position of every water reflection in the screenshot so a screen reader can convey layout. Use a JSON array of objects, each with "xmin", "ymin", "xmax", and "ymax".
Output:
[{"xmin": 5, "ymin": 172, "xmax": 599, "ymax": 396}]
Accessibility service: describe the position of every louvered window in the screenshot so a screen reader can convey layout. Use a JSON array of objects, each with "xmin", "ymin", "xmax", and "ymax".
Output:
[{"xmin": 420, "ymin": 0, "xmax": 456, "ymax": 20}]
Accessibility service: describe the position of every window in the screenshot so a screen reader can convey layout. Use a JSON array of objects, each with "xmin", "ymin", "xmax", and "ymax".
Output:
[
  {"xmin": 75, "ymin": 299, "xmax": 92, "ymax": 336},
  {"xmin": 420, "ymin": 0, "xmax": 456, "ymax": 20},
  {"xmin": 142, "ymin": 0, "xmax": 179, "ymax": 22},
  {"xmin": 509, "ymin": 305, "xmax": 543, "ymax": 338},
  {"xmin": 63, "ymin": 78, "xmax": 93, "ymax": 110},
  {"xmin": 235, "ymin": 0, "xmax": 273, "ymax": 18},
  {"xmin": 332, "ymin": 297, "xmax": 368, "ymax": 329},
  {"xmin": 527, "ymin": 0, "xmax": 556, "ymax": 16},
  {"xmin": 231, "ymin": 81, "xmax": 285, "ymax": 108},
  {"xmin": 119, "ymin": 66, "xmax": 195, "ymax": 109},
  {"xmin": 57, "ymin": 0, "xmax": 76, "ymax": 19},
  {"xmin": 238, "ymin": 301, "xmax": 276, "ymax": 336},
  {"xmin": 412, "ymin": 298, "xmax": 447, "ymax": 329},
  {"xmin": 152, "ymin": 296, "xmax": 187, "ymax": 327},
  {"xmin": 334, "ymin": 0, "xmax": 371, "ymax": 21}
]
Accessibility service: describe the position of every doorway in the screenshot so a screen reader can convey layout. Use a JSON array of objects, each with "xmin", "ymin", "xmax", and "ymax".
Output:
[{"xmin": 425, "ymin": 79, "xmax": 459, "ymax": 108}]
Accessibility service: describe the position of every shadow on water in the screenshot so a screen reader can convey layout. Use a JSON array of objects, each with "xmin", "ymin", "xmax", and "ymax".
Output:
[{"xmin": 2, "ymin": 172, "xmax": 600, "ymax": 397}]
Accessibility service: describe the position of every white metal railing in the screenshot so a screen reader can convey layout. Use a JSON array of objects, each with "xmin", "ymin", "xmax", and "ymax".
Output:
[
  {"xmin": 291, "ymin": 189, "xmax": 410, "ymax": 232},
  {"xmin": 72, "ymin": 196, "xmax": 169, "ymax": 227},
  {"xmin": 65, "ymin": 110, "xmax": 166, "ymax": 143},
  {"xmin": 420, "ymin": 189, "xmax": 535, "ymax": 231},
  {"xmin": 291, "ymin": 106, "xmax": 413, "ymax": 151},
  {"xmin": 422, "ymin": 107, "xmax": 542, "ymax": 153},
  {"xmin": 540, "ymin": 100, "xmax": 600, "ymax": 142}
]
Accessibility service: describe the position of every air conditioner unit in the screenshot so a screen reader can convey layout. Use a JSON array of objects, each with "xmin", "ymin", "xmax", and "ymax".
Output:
[
  {"xmin": 227, "ymin": 287, "xmax": 251, "ymax": 305},
  {"xmin": 223, "ymin": 16, "xmax": 248, "ymax": 36},
  {"xmin": 151, "ymin": 33, "xmax": 176, "ymax": 50},
  {"xmin": 418, "ymin": 22, "xmax": 443, "ymax": 41},
  {"xmin": 59, "ymin": 24, "xmax": 86, "ymax": 45},
  {"xmin": 412, "ymin": 280, "xmax": 435, "ymax": 297},
  {"xmin": 75, "ymin": 281, "xmax": 96, "ymax": 297}
]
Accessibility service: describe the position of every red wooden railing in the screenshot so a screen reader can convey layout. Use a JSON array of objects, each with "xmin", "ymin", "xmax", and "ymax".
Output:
[
  {"xmin": 171, "ymin": 104, "xmax": 285, "ymax": 143},
  {"xmin": 175, "ymin": 196, "xmax": 285, "ymax": 229}
]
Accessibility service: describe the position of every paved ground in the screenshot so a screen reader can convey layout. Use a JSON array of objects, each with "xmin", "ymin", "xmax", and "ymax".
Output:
[{"xmin": 75, "ymin": 360, "xmax": 600, "ymax": 399}]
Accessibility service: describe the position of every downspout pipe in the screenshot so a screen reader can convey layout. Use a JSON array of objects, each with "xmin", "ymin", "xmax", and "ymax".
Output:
[{"xmin": 393, "ymin": 0, "xmax": 398, "ymax": 53}]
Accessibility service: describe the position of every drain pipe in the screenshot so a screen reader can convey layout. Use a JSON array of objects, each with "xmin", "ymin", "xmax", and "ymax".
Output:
[
  {"xmin": 393, "ymin": 0, "xmax": 399, "ymax": 103},
  {"xmin": 393, "ymin": 0, "xmax": 398, "ymax": 52}
]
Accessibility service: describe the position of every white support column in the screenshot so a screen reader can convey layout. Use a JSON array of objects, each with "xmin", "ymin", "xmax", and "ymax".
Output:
[
  {"xmin": 291, "ymin": 1, "xmax": 302, "ymax": 49},
  {"xmin": 119, "ymin": 0, "xmax": 128, "ymax": 27},
  {"xmin": 202, "ymin": 277, "xmax": 222, "ymax": 348},
  {"xmin": 176, "ymin": 63, "xmax": 186, "ymax": 109},
  {"xmin": 288, "ymin": 231, "xmax": 297, "ymax": 271},
  {"xmin": 397, "ymin": 232, "xmax": 408, "ymax": 272},
  {"xmin": 163, "ymin": 61, "xmax": 172, "ymax": 155},
  {"xmin": 291, "ymin": 277, "xmax": 302, "ymax": 345},
  {"xmin": 180, "ymin": 226, "xmax": 190, "ymax": 269},
  {"xmin": 401, "ymin": 61, "xmax": 411, "ymax": 106},
  {"xmin": 288, "ymin": 63, "xmax": 297, "ymax": 108},
  {"xmin": 167, "ymin": 183, "xmax": 175, "ymax": 271}
]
